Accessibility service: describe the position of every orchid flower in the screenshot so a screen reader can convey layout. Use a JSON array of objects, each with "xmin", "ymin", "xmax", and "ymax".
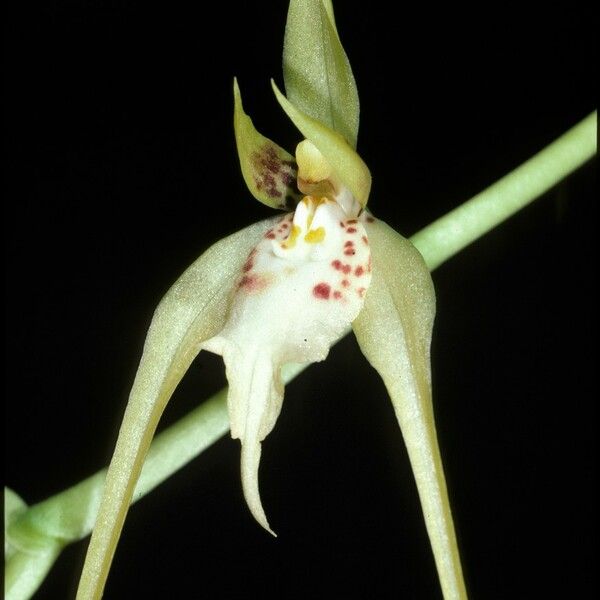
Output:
[{"xmin": 76, "ymin": 1, "xmax": 465, "ymax": 599}]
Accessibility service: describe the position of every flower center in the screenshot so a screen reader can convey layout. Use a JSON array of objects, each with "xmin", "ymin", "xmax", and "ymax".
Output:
[
  {"xmin": 295, "ymin": 140, "xmax": 362, "ymax": 218},
  {"xmin": 272, "ymin": 196, "xmax": 346, "ymax": 262}
]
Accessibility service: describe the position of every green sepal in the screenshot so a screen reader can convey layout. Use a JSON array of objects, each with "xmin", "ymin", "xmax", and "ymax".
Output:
[
  {"xmin": 271, "ymin": 80, "xmax": 371, "ymax": 207},
  {"xmin": 283, "ymin": 0, "xmax": 360, "ymax": 148},
  {"xmin": 76, "ymin": 216, "xmax": 280, "ymax": 600},
  {"xmin": 234, "ymin": 78, "xmax": 300, "ymax": 209},
  {"xmin": 352, "ymin": 217, "xmax": 467, "ymax": 600}
]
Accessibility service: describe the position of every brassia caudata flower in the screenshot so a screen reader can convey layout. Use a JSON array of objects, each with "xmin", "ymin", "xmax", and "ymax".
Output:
[{"xmin": 76, "ymin": 1, "xmax": 466, "ymax": 599}]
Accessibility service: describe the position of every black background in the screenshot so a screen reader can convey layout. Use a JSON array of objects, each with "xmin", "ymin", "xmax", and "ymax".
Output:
[{"xmin": 4, "ymin": 1, "xmax": 596, "ymax": 599}]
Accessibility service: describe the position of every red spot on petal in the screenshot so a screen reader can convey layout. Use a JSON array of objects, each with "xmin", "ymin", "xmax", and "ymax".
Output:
[
  {"xmin": 242, "ymin": 258, "xmax": 254, "ymax": 272},
  {"xmin": 333, "ymin": 290, "xmax": 342, "ymax": 299},
  {"xmin": 366, "ymin": 216, "xmax": 375, "ymax": 223},
  {"xmin": 344, "ymin": 240, "xmax": 354, "ymax": 248},
  {"xmin": 357, "ymin": 287, "xmax": 366, "ymax": 298},
  {"xmin": 355, "ymin": 266, "xmax": 364, "ymax": 277},
  {"xmin": 346, "ymin": 227, "xmax": 357, "ymax": 234},
  {"xmin": 362, "ymin": 235, "xmax": 369, "ymax": 245},
  {"xmin": 281, "ymin": 222, "xmax": 289, "ymax": 229},
  {"xmin": 341, "ymin": 279, "xmax": 350, "ymax": 288},
  {"xmin": 265, "ymin": 231, "xmax": 276, "ymax": 239},
  {"xmin": 313, "ymin": 283, "xmax": 331, "ymax": 300},
  {"xmin": 347, "ymin": 219, "xmax": 358, "ymax": 224},
  {"xmin": 331, "ymin": 259, "xmax": 342, "ymax": 270},
  {"xmin": 342, "ymin": 264, "xmax": 352, "ymax": 274},
  {"xmin": 344, "ymin": 248, "xmax": 356, "ymax": 256},
  {"xmin": 238, "ymin": 274, "xmax": 268, "ymax": 293},
  {"xmin": 339, "ymin": 221, "xmax": 345, "ymax": 228}
]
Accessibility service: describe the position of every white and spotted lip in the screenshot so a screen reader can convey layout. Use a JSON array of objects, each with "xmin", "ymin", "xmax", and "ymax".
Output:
[{"xmin": 202, "ymin": 193, "xmax": 372, "ymax": 534}]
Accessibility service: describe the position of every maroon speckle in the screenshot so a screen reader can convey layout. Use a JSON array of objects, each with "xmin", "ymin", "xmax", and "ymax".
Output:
[
  {"xmin": 339, "ymin": 221, "xmax": 345, "ymax": 228},
  {"xmin": 265, "ymin": 231, "xmax": 276, "ymax": 239},
  {"xmin": 355, "ymin": 266, "xmax": 365, "ymax": 277},
  {"xmin": 342, "ymin": 264, "xmax": 352, "ymax": 274},
  {"xmin": 341, "ymin": 279, "xmax": 350, "ymax": 288},
  {"xmin": 344, "ymin": 248, "xmax": 356, "ymax": 256},
  {"xmin": 347, "ymin": 219, "xmax": 358, "ymax": 224},
  {"xmin": 362, "ymin": 235, "xmax": 369, "ymax": 245},
  {"xmin": 344, "ymin": 240, "xmax": 354, "ymax": 248},
  {"xmin": 251, "ymin": 146, "xmax": 298, "ymax": 200},
  {"xmin": 263, "ymin": 147, "xmax": 280, "ymax": 172},
  {"xmin": 357, "ymin": 287, "xmax": 366, "ymax": 298},
  {"xmin": 281, "ymin": 222, "xmax": 289, "ymax": 229},
  {"xmin": 282, "ymin": 173, "xmax": 296, "ymax": 186},
  {"xmin": 331, "ymin": 259, "xmax": 342, "ymax": 270},
  {"xmin": 238, "ymin": 275, "xmax": 256, "ymax": 289},
  {"xmin": 239, "ymin": 274, "xmax": 268, "ymax": 293},
  {"xmin": 333, "ymin": 291, "xmax": 342, "ymax": 300},
  {"xmin": 242, "ymin": 258, "xmax": 254, "ymax": 273},
  {"xmin": 366, "ymin": 216, "xmax": 375, "ymax": 223},
  {"xmin": 313, "ymin": 283, "xmax": 331, "ymax": 300},
  {"xmin": 263, "ymin": 173, "xmax": 282, "ymax": 199},
  {"xmin": 346, "ymin": 227, "xmax": 357, "ymax": 234}
]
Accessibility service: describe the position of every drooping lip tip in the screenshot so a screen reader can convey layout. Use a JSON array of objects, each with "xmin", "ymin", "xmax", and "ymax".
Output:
[{"xmin": 254, "ymin": 511, "xmax": 277, "ymax": 537}]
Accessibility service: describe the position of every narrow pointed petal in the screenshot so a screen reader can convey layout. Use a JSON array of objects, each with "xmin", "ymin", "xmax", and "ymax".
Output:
[
  {"xmin": 76, "ymin": 216, "xmax": 280, "ymax": 600},
  {"xmin": 283, "ymin": 0, "xmax": 360, "ymax": 148},
  {"xmin": 271, "ymin": 81, "xmax": 371, "ymax": 208},
  {"xmin": 200, "ymin": 343, "xmax": 283, "ymax": 535},
  {"xmin": 352, "ymin": 217, "xmax": 467, "ymax": 600},
  {"xmin": 233, "ymin": 78, "xmax": 299, "ymax": 209},
  {"xmin": 236, "ymin": 351, "xmax": 282, "ymax": 536},
  {"xmin": 204, "ymin": 200, "xmax": 372, "ymax": 532},
  {"xmin": 241, "ymin": 439, "xmax": 274, "ymax": 535}
]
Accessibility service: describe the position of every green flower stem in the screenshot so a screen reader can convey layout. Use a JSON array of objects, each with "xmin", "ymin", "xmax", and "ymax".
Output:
[
  {"xmin": 412, "ymin": 111, "xmax": 597, "ymax": 271},
  {"xmin": 4, "ymin": 542, "xmax": 62, "ymax": 600},
  {"xmin": 5, "ymin": 112, "xmax": 596, "ymax": 600}
]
